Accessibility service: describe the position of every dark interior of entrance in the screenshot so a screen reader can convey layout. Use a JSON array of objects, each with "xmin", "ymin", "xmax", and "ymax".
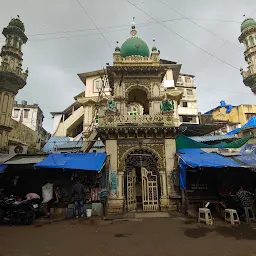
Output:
[{"xmin": 128, "ymin": 89, "xmax": 149, "ymax": 114}]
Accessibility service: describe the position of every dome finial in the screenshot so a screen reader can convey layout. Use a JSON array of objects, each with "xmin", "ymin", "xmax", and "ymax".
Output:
[
  {"xmin": 115, "ymin": 41, "xmax": 120, "ymax": 52},
  {"xmin": 152, "ymin": 38, "xmax": 157, "ymax": 51},
  {"xmin": 130, "ymin": 17, "xmax": 137, "ymax": 37}
]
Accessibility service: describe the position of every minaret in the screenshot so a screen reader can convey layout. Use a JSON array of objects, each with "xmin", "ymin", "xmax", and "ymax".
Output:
[
  {"xmin": 0, "ymin": 16, "xmax": 28, "ymax": 151},
  {"xmin": 239, "ymin": 16, "xmax": 256, "ymax": 94}
]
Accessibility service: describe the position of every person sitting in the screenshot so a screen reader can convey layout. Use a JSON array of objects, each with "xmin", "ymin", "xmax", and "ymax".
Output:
[
  {"xmin": 54, "ymin": 185, "xmax": 62, "ymax": 203},
  {"xmin": 235, "ymin": 187, "xmax": 254, "ymax": 217},
  {"xmin": 218, "ymin": 184, "xmax": 231, "ymax": 198}
]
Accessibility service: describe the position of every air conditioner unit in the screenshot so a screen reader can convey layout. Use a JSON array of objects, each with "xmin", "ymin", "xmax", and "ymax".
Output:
[{"xmin": 9, "ymin": 145, "xmax": 28, "ymax": 155}]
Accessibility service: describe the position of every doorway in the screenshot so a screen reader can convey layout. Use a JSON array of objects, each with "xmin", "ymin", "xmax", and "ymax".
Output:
[{"xmin": 125, "ymin": 149, "xmax": 160, "ymax": 212}]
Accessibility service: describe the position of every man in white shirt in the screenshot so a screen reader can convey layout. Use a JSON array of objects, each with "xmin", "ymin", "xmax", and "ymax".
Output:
[{"xmin": 42, "ymin": 181, "xmax": 53, "ymax": 217}]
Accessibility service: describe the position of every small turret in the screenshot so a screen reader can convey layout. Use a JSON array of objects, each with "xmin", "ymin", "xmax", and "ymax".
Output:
[
  {"xmin": 239, "ymin": 16, "xmax": 256, "ymax": 94},
  {"xmin": 0, "ymin": 15, "xmax": 28, "ymax": 83}
]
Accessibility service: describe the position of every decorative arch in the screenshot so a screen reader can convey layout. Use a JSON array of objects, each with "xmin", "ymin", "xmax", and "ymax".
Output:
[
  {"xmin": 119, "ymin": 145, "xmax": 164, "ymax": 173},
  {"xmin": 125, "ymin": 84, "xmax": 150, "ymax": 99},
  {"xmin": 126, "ymin": 86, "xmax": 150, "ymax": 114}
]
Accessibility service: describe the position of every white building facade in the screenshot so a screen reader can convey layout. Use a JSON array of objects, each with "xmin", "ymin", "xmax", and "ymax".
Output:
[
  {"xmin": 12, "ymin": 100, "xmax": 44, "ymax": 132},
  {"xmin": 163, "ymin": 70, "xmax": 199, "ymax": 124}
]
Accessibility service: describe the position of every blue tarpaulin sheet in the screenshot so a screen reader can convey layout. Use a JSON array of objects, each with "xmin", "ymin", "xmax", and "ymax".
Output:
[
  {"xmin": 0, "ymin": 164, "xmax": 7, "ymax": 173},
  {"xmin": 234, "ymin": 144, "xmax": 256, "ymax": 166},
  {"xmin": 177, "ymin": 148, "xmax": 241, "ymax": 189},
  {"xmin": 227, "ymin": 116, "xmax": 256, "ymax": 135},
  {"xmin": 35, "ymin": 153, "xmax": 106, "ymax": 171}
]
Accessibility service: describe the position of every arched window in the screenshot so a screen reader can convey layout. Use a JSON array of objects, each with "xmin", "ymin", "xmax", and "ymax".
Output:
[
  {"xmin": 6, "ymin": 36, "xmax": 11, "ymax": 46},
  {"xmin": 249, "ymin": 36, "xmax": 254, "ymax": 46},
  {"xmin": 245, "ymin": 40, "xmax": 249, "ymax": 49},
  {"xmin": 13, "ymin": 37, "xmax": 19, "ymax": 48}
]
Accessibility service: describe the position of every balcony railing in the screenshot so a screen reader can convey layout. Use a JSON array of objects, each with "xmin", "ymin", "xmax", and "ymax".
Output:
[
  {"xmin": 0, "ymin": 65, "xmax": 28, "ymax": 81},
  {"xmin": 241, "ymin": 65, "xmax": 256, "ymax": 80},
  {"xmin": 99, "ymin": 114, "xmax": 179, "ymax": 127}
]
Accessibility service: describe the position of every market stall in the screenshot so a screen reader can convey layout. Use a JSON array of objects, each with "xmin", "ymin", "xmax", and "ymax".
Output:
[{"xmin": 34, "ymin": 152, "xmax": 108, "ymax": 218}]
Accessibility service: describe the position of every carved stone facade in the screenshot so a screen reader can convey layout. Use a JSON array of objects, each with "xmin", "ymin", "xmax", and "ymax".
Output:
[{"xmin": 95, "ymin": 20, "xmax": 183, "ymax": 214}]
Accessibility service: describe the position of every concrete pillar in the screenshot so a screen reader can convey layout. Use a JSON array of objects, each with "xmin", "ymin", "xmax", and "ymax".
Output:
[
  {"xmin": 159, "ymin": 171, "xmax": 169, "ymax": 210},
  {"xmin": 164, "ymin": 138, "xmax": 178, "ymax": 210},
  {"xmin": 105, "ymin": 139, "xmax": 124, "ymax": 214},
  {"xmin": 117, "ymin": 171, "xmax": 124, "ymax": 199}
]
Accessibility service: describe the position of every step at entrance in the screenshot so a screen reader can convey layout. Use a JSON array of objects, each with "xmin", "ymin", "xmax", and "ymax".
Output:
[{"xmin": 134, "ymin": 212, "xmax": 171, "ymax": 218}]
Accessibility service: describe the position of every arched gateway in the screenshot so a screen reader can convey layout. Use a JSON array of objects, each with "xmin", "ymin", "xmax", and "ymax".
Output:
[{"xmin": 125, "ymin": 149, "xmax": 160, "ymax": 212}]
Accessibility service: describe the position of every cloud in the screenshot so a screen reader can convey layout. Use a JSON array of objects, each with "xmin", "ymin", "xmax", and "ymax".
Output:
[{"xmin": 0, "ymin": 0, "xmax": 255, "ymax": 133}]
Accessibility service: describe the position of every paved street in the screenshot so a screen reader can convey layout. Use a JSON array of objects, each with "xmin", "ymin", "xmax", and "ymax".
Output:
[{"xmin": 1, "ymin": 216, "xmax": 256, "ymax": 256}]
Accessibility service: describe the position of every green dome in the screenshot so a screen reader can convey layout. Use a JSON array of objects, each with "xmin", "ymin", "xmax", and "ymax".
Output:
[
  {"xmin": 152, "ymin": 46, "xmax": 157, "ymax": 51},
  {"xmin": 9, "ymin": 18, "xmax": 25, "ymax": 32},
  {"xmin": 120, "ymin": 37, "xmax": 150, "ymax": 57},
  {"xmin": 241, "ymin": 18, "xmax": 256, "ymax": 32}
]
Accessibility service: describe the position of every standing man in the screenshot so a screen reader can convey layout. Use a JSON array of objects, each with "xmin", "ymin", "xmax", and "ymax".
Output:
[
  {"xmin": 42, "ymin": 180, "xmax": 54, "ymax": 218},
  {"xmin": 72, "ymin": 178, "xmax": 85, "ymax": 218}
]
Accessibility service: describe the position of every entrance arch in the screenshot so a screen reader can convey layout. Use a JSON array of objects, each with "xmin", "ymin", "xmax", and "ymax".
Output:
[{"xmin": 124, "ymin": 148, "xmax": 160, "ymax": 212}]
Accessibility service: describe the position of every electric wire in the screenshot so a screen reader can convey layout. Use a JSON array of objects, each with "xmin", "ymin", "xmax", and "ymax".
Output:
[
  {"xmin": 0, "ymin": 18, "xmax": 241, "ymax": 42},
  {"xmin": 75, "ymin": 0, "xmax": 113, "ymax": 49},
  {"xmin": 125, "ymin": 0, "xmax": 240, "ymax": 71},
  {"xmin": 157, "ymin": 0, "xmax": 242, "ymax": 52}
]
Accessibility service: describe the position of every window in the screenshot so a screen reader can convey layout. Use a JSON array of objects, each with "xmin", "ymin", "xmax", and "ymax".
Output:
[
  {"xmin": 128, "ymin": 106, "xmax": 138, "ymax": 116},
  {"xmin": 186, "ymin": 89, "xmax": 193, "ymax": 96},
  {"xmin": 182, "ymin": 102, "xmax": 188, "ymax": 107},
  {"xmin": 13, "ymin": 37, "xmax": 19, "ymax": 48},
  {"xmin": 13, "ymin": 109, "xmax": 19, "ymax": 118},
  {"xmin": 246, "ymin": 40, "xmax": 249, "ymax": 49},
  {"xmin": 24, "ymin": 109, "xmax": 30, "ymax": 119},
  {"xmin": 246, "ymin": 113, "xmax": 255, "ymax": 121},
  {"xmin": 93, "ymin": 79, "xmax": 102, "ymax": 92},
  {"xmin": 95, "ymin": 114, "xmax": 99, "ymax": 124},
  {"xmin": 178, "ymin": 76, "xmax": 183, "ymax": 83},
  {"xmin": 249, "ymin": 36, "xmax": 254, "ymax": 46},
  {"xmin": 185, "ymin": 77, "xmax": 191, "ymax": 83},
  {"xmin": 180, "ymin": 115, "xmax": 196, "ymax": 123}
]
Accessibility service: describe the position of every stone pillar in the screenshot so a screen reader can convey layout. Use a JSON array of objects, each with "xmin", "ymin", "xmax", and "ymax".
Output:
[
  {"xmin": 105, "ymin": 139, "xmax": 124, "ymax": 214},
  {"xmin": 159, "ymin": 171, "xmax": 169, "ymax": 210},
  {"xmin": 117, "ymin": 171, "xmax": 124, "ymax": 199},
  {"xmin": 164, "ymin": 138, "xmax": 178, "ymax": 210},
  {"xmin": 0, "ymin": 90, "xmax": 14, "ymax": 151}
]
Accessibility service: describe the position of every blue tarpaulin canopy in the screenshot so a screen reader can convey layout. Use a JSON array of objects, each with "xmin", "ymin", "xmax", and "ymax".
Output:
[
  {"xmin": 35, "ymin": 152, "xmax": 106, "ymax": 172},
  {"xmin": 234, "ymin": 144, "xmax": 256, "ymax": 166},
  {"xmin": 0, "ymin": 164, "xmax": 7, "ymax": 173},
  {"xmin": 227, "ymin": 116, "xmax": 256, "ymax": 135},
  {"xmin": 177, "ymin": 148, "xmax": 241, "ymax": 190}
]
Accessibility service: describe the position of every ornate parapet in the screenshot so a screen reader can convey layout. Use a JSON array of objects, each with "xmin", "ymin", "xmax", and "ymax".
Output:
[
  {"xmin": 240, "ymin": 65, "xmax": 256, "ymax": 93},
  {"xmin": 113, "ymin": 54, "xmax": 159, "ymax": 66},
  {"xmin": 99, "ymin": 113, "xmax": 179, "ymax": 127},
  {"xmin": 0, "ymin": 65, "xmax": 28, "ymax": 83},
  {"xmin": 241, "ymin": 65, "xmax": 256, "ymax": 79}
]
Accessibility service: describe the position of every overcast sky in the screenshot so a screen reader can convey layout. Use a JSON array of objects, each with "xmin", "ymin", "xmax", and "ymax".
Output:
[{"xmin": 0, "ymin": 0, "xmax": 255, "ymax": 133}]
